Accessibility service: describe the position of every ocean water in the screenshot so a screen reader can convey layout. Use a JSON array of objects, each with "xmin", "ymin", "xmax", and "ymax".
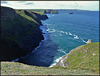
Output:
[{"xmin": 20, "ymin": 10, "xmax": 99, "ymax": 67}]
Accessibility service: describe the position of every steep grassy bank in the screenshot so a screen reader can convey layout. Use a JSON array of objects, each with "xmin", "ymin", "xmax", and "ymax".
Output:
[
  {"xmin": 1, "ymin": 62, "xmax": 97, "ymax": 75},
  {"xmin": 1, "ymin": 42, "xmax": 99, "ymax": 75},
  {"xmin": 1, "ymin": 6, "xmax": 48, "ymax": 61},
  {"xmin": 55, "ymin": 42, "xmax": 99, "ymax": 74}
]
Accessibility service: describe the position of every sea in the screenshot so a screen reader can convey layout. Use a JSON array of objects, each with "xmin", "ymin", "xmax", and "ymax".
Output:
[{"xmin": 19, "ymin": 10, "xmax": 99, "ymax": 67}]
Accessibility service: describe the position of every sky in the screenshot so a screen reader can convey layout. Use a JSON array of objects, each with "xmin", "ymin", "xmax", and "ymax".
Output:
[{"xmin": 1, "ymin": 1, "xmax": 99, "ymax": 11}]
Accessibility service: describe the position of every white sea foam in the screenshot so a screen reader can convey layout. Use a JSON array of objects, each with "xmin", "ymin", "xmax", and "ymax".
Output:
[
  {"xmin": 49, "ymin": 63, "xmax": 57, "ymax": 67},
  {"xmin": 80, "ymin": 38, "xmax": 87, "ymax": 43},
  {"xmin": 65, "ymin": 32, "xmax": 68, "ymax": 35},
  {"xmin": 49, "ymin": 48, "xmax": 67, "ymax": 67},
  {"xmin": 60, "ymin": 31, "xmax": 65, "ymax": 33},
  {"xmin": 55, "ymin": 57, "xmax": 62, "ymax": 62},
  {"xmin": 49, "ymin": 57, "xmax": 62, "ymax": 67},
  {"xmin": 58, "ymin": 49, "xmax": 67, "ymax": 54},
  {"xmin": 40, "ymin": 26, "xmax": 48, "ymax": 40},
  {"xmin": 46, "ymin": 29, "xmax": 56, "ymax": 33},
  {"xmin": 56, "ymin": 30, "xmax": 86, "ymax": 44},
  {"xmin": 74, "ymin": 35, "xmax": 79, "ymax": 39},
  {"xmin": 69, "ymin": 32, "xmax": 72, "ymax": 35}
]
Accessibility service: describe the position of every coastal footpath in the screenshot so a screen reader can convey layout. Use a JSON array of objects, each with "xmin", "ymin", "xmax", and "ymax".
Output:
[{"xmin": 1, "ymin": 6, "xmax": 48, "ymax": 61}]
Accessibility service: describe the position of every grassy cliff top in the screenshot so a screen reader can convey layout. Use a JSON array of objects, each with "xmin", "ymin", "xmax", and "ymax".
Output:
[{"xmin": 55, "ymin": 42, "xmax": 99, "ymax": 74}]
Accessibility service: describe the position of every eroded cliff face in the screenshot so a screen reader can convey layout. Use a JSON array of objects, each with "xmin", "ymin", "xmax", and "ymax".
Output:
[{"xmin": 1, "ymin": 6, "xmax": 48, "ymax": 61}]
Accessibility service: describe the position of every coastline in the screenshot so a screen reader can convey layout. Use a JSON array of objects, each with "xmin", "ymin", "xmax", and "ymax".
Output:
[
  {"xmin": 12, "ymin": 22, "xmax": 47, "ymax": 62},
  {"xmin": 1, "ymin": 6, "xmax": 49, "ymax": 61},
  {"xmin": 18, "ymin": 20, "xmax": 59, "ymax": 67}
]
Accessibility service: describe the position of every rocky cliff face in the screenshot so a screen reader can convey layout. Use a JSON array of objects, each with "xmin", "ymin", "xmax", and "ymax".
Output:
[
  {"xmin": 1, "ymin": 6, "xmax": 48, "ymax": 61},
  {"xmin": 1, "ymin": 6, "xmax": 18, "ymax": 21}
]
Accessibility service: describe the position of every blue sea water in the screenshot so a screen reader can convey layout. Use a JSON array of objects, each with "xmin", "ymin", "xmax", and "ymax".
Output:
[
  {"xmin": 42, "ymin": 10, "xmax": 99, "ymax": 66},
  {"xmin": 20, "ymin": 10, "xmax": 99, "ymax": 67}
]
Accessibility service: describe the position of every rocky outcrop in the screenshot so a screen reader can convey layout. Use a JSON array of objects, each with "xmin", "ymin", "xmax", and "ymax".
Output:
[{"xmin": 1, "ymin": 6, "xmax": 48, "ymax": 61}]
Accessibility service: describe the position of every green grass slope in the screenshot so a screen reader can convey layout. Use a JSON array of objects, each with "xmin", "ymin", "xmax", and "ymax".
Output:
[
  {"xmin": 1, "ymin": 62, "xmax": 97, "ymax": 75},
  {"xmin": 1, "ymin": 42, "xmax": 99, "ymax": 75},
  {"xmin": 56, "ymin": 42, "xmax": 99, "ymax": 74}
]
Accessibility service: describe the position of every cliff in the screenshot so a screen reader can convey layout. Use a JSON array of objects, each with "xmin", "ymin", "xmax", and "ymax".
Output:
[
  {"xmin": 1, "ymin": 6, "xmax": 48, "ymax": 61},
  {"xmin": 55, "ymin": 42, "xmax": 99, "ymax": 73}
]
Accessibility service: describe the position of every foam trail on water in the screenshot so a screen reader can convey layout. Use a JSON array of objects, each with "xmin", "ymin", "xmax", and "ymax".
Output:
[
  {"xmin": 49, "ymin": 57, "xmax": 62, "ymax": 67},
  {"xmin": 69, "ymin": 32, "xmax": 72, "ymax": 35},
  {"xmin": 74, "ymin": 35, "xmax": 79, "ymax": 39},
  {"xmin": 58, "ymin": 49, "xmax": 67, "ymax": 54},
  {"xmin": 65, "ymin": 32, "xmax": 68, "ymax": 35},
  {"xmin": 46, "ymin": 28, "xmax": 56, "ymax": 33},
  {"xmin": 60, "ymin": 31, "xmax": 65, "ymax": 33},
  {"xmin": 51, "ymin": 29, "xmax": 87, "ymax": 44},
  {"xmin": 49, "ymin": 49, "xmax": 67, "ymax": 67},
  {"xmin": 40, "ymin": 25, "xmax": 48, "ymax": 40},
  {"xmin": 80, "ymin": 38, "xmax": 87, "ymax": 43}
]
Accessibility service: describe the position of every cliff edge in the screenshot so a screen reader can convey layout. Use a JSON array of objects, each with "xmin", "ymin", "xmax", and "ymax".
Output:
[{"xmin": 1, "ymin": 6, "xmax": 48, "ymax": 61}]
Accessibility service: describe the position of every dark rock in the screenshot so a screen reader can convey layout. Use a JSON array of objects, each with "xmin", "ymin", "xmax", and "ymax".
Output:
[
  {"xmin": 0, "ymin": 6, "xmax": 48, "ymax": 61},
  {"xmin": 32, "ymin": 11, "xmax": 48, "ymax": 20},
  {"xmin": 1, "ymin": 6, "xmax": 18, "ymax": 21}
]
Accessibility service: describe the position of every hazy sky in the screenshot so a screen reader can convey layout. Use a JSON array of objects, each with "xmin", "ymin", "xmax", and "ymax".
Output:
[{"xmin": 1, "ymin": 1, "xmax": 99, "ymax": 11}]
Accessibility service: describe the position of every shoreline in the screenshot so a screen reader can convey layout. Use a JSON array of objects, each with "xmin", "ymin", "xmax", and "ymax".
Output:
[
  {"xmin": 12, "ymin": 25, "xmax": 45, "ymax": 62},
  {"xmin": 17, "ymin": 20, "xmax": 59, "ymax": 67}
]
